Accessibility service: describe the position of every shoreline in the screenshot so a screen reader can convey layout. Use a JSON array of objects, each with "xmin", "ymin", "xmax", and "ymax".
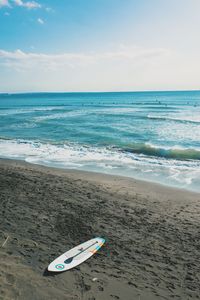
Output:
[
  {"xmin": 0, "ymin": 158, "xmax": 200, "ymax": 299},
  {"xmin": 1, "ymin": 157, "xmax": 200, "ymax": 196}
]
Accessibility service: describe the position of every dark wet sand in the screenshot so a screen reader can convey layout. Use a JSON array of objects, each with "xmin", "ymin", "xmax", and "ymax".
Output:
[{"xmin": 0, "ymin": 158, "xmax": 200, "ymax": 300}]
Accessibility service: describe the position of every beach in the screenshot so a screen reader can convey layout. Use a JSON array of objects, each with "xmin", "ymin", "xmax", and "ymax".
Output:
[
  {"xmin": 0, "ymin": 158, "xmax": 200, "ymax": 300},
  {"xmin": 1, "ymin": 0, "xmax": 200, "ymax": 299}
]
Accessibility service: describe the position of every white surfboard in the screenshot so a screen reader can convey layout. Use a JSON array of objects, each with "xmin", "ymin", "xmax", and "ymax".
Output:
[{"xmin": 48, "ymin": 237, "xmax": 105, "ymax": 272}]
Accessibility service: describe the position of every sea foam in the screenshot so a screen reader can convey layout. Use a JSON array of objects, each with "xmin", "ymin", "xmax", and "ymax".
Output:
[{"xmin": 0, "ymin": 138, "xmax": 200, "ymax": 192}]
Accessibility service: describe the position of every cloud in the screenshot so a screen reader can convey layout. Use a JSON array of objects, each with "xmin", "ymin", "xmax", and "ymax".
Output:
[
  {"xmin": 4, "ymin": 11, "xmax": 10, "ymax": 15},
  {"xmin": 0, "ymin": 46, "xmax": 171, "ymax": 71},
  {"xmin": 13, "ymin": 0, "xmax": 41, "ymax": 9},
  {"xmin": 1, "ymin": 46, "xmax": 200, "ymax": 92},
  {"xmin": 0, "ymin": 0, "xmax": 11, "ymax": 8},
  {"xmin": 37, "ymin": 17, "xmax": 44, "ymax": 24},
  {"xmin": 0, "ymin": 0, "xmax": 41, "ymax": 9},
  {"xmin": 0, "ymin": 0, "xmax": 52, "ymax": 12},
  {"xmin": 45, "ymin": 7, "xmax": 53, "ymax": 13}
]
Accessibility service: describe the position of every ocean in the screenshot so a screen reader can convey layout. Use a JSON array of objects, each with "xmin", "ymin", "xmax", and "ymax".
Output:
[{"xmin": 0, "ymin": 91, "xmax": 200, "ymax": 192}]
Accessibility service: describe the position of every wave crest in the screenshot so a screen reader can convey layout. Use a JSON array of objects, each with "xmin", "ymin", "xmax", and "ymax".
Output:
[
  {"xmin": 147, "ymin": 114, "xmax": 200, "ymax": 124},
  {"xmin": 124, "ymin": 143, "xmax": 200, "ymax": 160}
]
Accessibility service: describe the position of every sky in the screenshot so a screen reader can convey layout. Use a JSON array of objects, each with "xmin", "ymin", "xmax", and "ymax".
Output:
[{"xmin": 0, "ymin": 0, "xmax": 200, "ymax": 92}]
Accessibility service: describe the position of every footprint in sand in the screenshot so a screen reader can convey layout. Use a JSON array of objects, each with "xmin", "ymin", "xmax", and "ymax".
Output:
[
  {"xmin": 6, "ymin": 273, "xmax": 15, "ymax": 285},
  {"xmin": 110, "ymin": 295, "xmax": 120, "ymax": 299}
]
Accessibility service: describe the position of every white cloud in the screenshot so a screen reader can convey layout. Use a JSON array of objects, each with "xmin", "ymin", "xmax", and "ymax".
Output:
[
  {"xmin": 0, "ymin": 0, "xmax": 41, "ymax": 9},
  {"xmin": 2, "ymin": 46, "xmax": 199, "ymax": 92},
  {"xmin": 45, "ymin": 7, "xmax": 53, "ymax": 13},
  {"xmin": 0, "ymin": 46, "xmax": 171, "ymax": 71},
  {"xmin": 37, "ymin": 17, "xmax": 44, "ymax": 24},
  {"xmin": 13, "ymin": 0, "xmax": 41, "ymax": 9},
  {"xmin": 0, "ymin": 0, "xmax": 11, "ymax": 8}
]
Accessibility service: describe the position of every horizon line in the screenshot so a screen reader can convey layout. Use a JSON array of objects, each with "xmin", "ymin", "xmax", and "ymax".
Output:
[{"xmin": 0, "ymin": 88, "xmax": 200, "ymax": 95}]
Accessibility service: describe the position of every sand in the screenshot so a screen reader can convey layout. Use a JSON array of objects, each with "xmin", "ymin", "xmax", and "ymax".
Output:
[{"xmin": 0, "ymin": 158, "xmax": 200, "ymax": 300}]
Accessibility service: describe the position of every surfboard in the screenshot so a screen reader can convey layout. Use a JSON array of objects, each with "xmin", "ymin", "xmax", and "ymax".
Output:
[{"xmin": 48, "ymin": 237, "xmax": 105, "ymax": 272}]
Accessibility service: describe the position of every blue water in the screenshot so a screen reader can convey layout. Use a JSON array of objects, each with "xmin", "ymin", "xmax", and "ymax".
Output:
[{"xmin": 0, "ymin": 91, "xmax": 200, "ymax": 192}]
